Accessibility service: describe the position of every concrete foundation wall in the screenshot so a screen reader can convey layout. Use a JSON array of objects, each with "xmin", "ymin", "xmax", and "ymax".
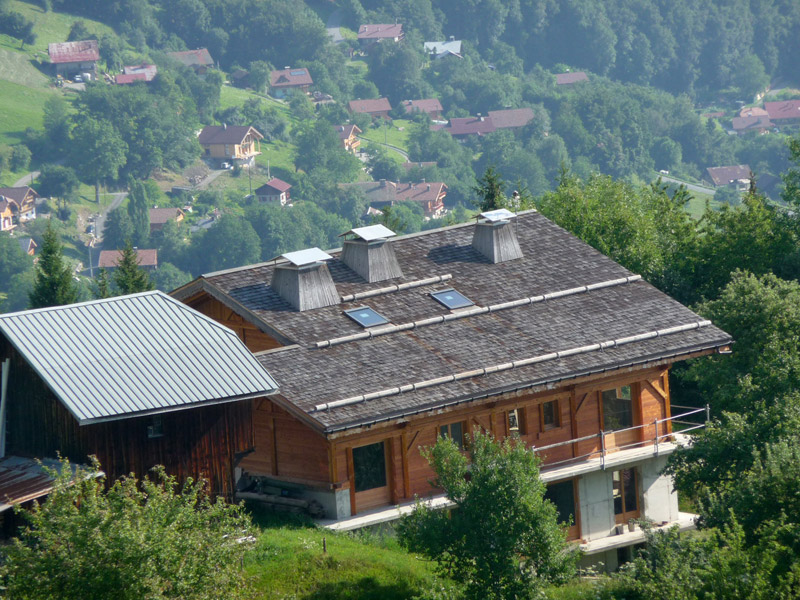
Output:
[
  {"xmin": 305, "ymin": 488, "xmax": 351, "ymax": 520},
  {"xmin": 578, "ymin": 470, "xmax": 616, "ymax": 541},
  {"xmin": 640, "ymin": 455, "xmax": 679, "ymax": 525}
]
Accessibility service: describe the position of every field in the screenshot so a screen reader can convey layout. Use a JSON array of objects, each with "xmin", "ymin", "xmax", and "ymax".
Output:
[{"xmin": 359, "ymin": 119, "xmax": 411, "ymax": 152}]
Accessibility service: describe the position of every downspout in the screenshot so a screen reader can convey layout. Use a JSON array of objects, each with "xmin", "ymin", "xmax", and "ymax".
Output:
[{"xmin": 0, "ymin": 358, "xmax": 9, "ymax": 458}]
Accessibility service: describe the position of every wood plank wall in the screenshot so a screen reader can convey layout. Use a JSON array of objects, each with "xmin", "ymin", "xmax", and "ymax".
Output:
[{"xmin": 186, "ymin": 294, "xmax": 282, "ymax": 353}]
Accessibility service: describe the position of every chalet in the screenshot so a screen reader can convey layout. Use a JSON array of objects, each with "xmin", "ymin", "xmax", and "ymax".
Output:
[
  {"xmin": 402, "ymin": 99, "xmax": 443, "ymax": 120},
  {"xmin": 340, "ymin": 179, "xmax": 447, "ymax": 218},
  {"xmin": 255, "ymin": 178, "xmax": 292, "ymax": 205},
  {"xmin": 706, "ymin": 165, "xmax": 751, "ymax": 190},
  {"xmin": 764, "ymin": 100, "xmax": 800, "ymax": 126},
  {"xmin": 98, "ymin": 248, "xmax": 158, "ymax": 271},
  {"xmin": 0, "ymin": 187, "xmax": 37, "ymax": 222},
  {"xmin": 488, "ymin": 108, "xmax": 535, "ymax": 130},
  {"xmin": 16, "ymin": 237, "xmax": 36, "ymax": 257},
  {"xmin": 731, "ymin": 115, "xmax": 773, "ymax": 134},
  {"xmin": 48, "ymin": 40, "xmax": 99, "ymax": 77},
  {"xmin": 335, "ymin": 124, "xmax": 362, "ymax": 154},
  {"xmin": 358, "ymin": 24, "xmax": 404, "ymax": 50},
  {"xmin": 0, "ymin": 197, "xmax": 18, "ymax": 232},
  {"xmin": 0, "ymin": 292, "xmax": 279, "ymax": 499},
  {"xmin": 148, "ymin": 207, "xmax": 185, "ymax": 233},
  {"xmin": 556, "ymin": 71, "xmax": 589, "ymax": 85},
  {"xmin": 739, "ymin": 106, "xmax": 768, "ymax": 118},
  {"xmin": 115, "ymin": 64, "xmax": 158, "ymax": 85},
  {"xmin": 167, "ymin": 48, "xmax": 214, "ymax": 74},
  {"xmin": 424, "ymin": 38, "xmax": 463, "ymax": 60},
  {"xmin": 198, "ymin": 124, "xmax": 263, "ymax": 167},
  {"xmin": 348, "ymin": 98, "xmax": 392, "ymax": 120},
  {"xmin": 270, "ymin": 67, "xmax": 313, "ymax": 98},
  {"xmin": 172, "ymin": 211, "xmax": 731, "ymax": 570},
  {"xmin": 445, "ymin": 115, "xmax": 497, "ymax": 137}
]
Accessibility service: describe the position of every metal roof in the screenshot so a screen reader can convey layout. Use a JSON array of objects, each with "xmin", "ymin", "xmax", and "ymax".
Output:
[
  {"xmin": 278, "ymin": 248, "xmax": 333, "ymax": 266},
  {"xmin": 0, "ymin": 456, "xmax": 100, "ymax": 512},
  {"xmin": 479, "ymin": 208, "xmax": 516, "ymax": 222},
  {"xmin": 0, "ymin": 291, "xmax": 278, "ymax": 424},
  {"xmin": 340, "ymin": 224, "xmax": 397, "ymax": 241}
]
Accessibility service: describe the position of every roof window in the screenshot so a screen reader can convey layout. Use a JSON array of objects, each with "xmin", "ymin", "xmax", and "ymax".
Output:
[
  {"xmin": 344, "ymin": 307, "xmax": 389, "ymax": 328},
  {"xmin": 431, "ymin": 288, "xmax": 474, "ymax": 310}
]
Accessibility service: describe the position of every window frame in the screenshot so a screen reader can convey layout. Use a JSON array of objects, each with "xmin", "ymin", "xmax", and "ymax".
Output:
[
  {"xmin": 539, "ymin": 399, "xmax": 560, "ymax": 431},
  {"xmin": 601, "ymin": 385, "xmax": 634, "ymax": 431},
  {"xmin": 506, "ymin": 407, "xmax": 526, "ymax": 436},
  {"xmin": 612, "ymin": 467, "xmax": 640, "ymax": 524},
  {"xmin": 352, "ymin": 441, "xmax": 388, "ymax": 493},
  {"xmin": 439, "ymin": 421, "xmax": 466, "ymax": 449}
]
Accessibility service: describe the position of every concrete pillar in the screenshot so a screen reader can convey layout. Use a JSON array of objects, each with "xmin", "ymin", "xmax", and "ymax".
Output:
[
  {"xmin": 578, "ymin": 470, "xmax": 616, "ymax": 541},
  {"xmin": 640, "ymin": 455, "xmax": 679, "ymax": 524}
]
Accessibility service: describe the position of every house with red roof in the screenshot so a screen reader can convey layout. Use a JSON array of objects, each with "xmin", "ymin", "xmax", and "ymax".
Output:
[
  {"xmin": 348, "ymin": 98, "xmax": 392, "ymax": 119},
  {"xmin": 358, "ymin": 24, "xmax": 404, "ymax": 50},
  {"xmin": 115, "ymin": 64, "xmax": 158, "ymax": 85},
  {"xmin": 402, "ymin": 99, "xmax": 443, "ymax": 120},
  {"xmin": 335, "ymin": 124, "xmax": 362, "ymax": 154},
  {"xmin": 446, "ymin": 115, "xmax": 497, "ymax": 137},
  {"xmin": 167, "ymin": 48, "xmax": 214, "ymax": 74},
  {"xmin": 98, "ymin": 249, "xmax": 158, "ymax": 271},
  {"xmin": 270, "ymin": 67, "xmax": 313, "ymax": 98},
  {"xmin": 340, "ymin": 179, "xmax": 447, "ymax": 218},
  {"xmin": 48, "ymin": 40, "xmax": 99, "ymax": 77},
  {"xmin": 764, "ymin": 100, "xmax": 800, "ymax": 126},
  {"xmin": 198, "ymin": 124, "xmax": 263, "ymax": 167},
  {"xmin": 255, "ymin": 178, "xmax": 292, "ymax": 206}
]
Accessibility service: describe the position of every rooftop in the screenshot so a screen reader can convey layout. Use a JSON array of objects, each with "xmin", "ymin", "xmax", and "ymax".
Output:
[
  {"xmin": 0, "ymin": 186, "xmax": 37, "ymax": 203},
  {"xmin": 764, "ymin": 100, "xmax": 800, "ymax": 120},
  {"xmin": 98, "ymin": 248, "xmax": 158, "ymax": 268},
  {"xmin": 48, "ymin": 40, "xmax": 99, "ymax": 64},
  {"xmin": 198, "ymin": 125, "xmax": 264, "ymax": 145},
  {"xmin": 358, "ymin": 24, "xmax": 404, "ymax": 40},
  {"xmin": 167, "ymin": 48, "xmax": 213, "ymax": 67},
  {"xmin": 706, "ymin": 164, "xmax": 751, "ymax": 186},
  {"xmin": 402, "ymin": 99, "xmax": 443, "ymax": 115},
  {"xmin": 556, "ymin": 71, "xmax": 588, "ymax": 85},
  {"xmin": 270, "ymin": 67, "xmax": 313, "ymax": 88},
  {"xmin": 348, "ymin": 98, "xmax": 392, "ymax": 114}
]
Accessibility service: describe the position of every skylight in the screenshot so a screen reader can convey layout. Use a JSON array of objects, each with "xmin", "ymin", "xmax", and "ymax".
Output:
[
  {"xmin": 430, "ymin": 288, "xmax": 474, "ymax": 310},
  {"xmin": 344, "ymin": 307, "xmax": 389, "ymax": 328},
  {"xmin": 290, "ymin": 70, "xmax": 306, "ymax": 76}
]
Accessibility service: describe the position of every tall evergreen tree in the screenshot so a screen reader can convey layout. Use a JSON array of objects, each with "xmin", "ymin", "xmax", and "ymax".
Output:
[
  {"xmin": 126, "ymin": 179, "xmax": 150, "ymax": 247},
  {"xmin": 113, "ymin": 242, "xmax": 154, "ymax": 295},
  {"xmin": 473, "ymin": 166, "xmax": 507, "ymax": 211},
  {"xmin": 102, "ymin": 207, "xmax": 134, "ymax": 250},
  {"xmin": 28, "ymin": 221, "xmax": 78, "ymax": 309},
  {"xmin": 93, "ymin": 268, "xmax": 111, "ymax": 299}
]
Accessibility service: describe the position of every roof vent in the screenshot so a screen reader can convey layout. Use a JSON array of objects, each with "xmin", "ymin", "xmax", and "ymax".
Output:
[
  {"xmin": 340, "ymin": 225, "xmax": 403, "ymax": 283},
  {"xmin": 270, "ymin": 248, "xmax": 340, "ymax": 311},
  {"xmin": 472, "ymin": 209, "xmax": 523, "ymax": 263}
]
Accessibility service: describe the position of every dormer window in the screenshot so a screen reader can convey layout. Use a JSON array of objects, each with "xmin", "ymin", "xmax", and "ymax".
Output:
[{"xmin": 431, "ymin": 288, "xmax": 474, "ymax": 310}]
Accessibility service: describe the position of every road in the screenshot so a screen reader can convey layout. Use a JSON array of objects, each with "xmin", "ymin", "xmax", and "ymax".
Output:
[
  {"xmin": 358, "ymin": 136, "xmax": 410, "ymax": 161},
  {"xmin": 657, "ymin": 175, "xmax": 715, "ymax": 196},
  {"xmin": 326, "ymin": 9, "xmax": 344, "ymax": 43},
  {"xmin": 13, "ymin": 170, "xmax": 39, "ymax": 187}
]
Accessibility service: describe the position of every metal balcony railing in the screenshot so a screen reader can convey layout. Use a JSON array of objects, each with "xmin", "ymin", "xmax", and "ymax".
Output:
[{"xmin": 533, "ymin": 405, "xmax": 710, "ymax": 471}]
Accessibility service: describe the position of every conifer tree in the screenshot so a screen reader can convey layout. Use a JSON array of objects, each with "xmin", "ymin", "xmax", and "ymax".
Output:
[
  {"xmin": 126, "ymin": 179, "xmax": 150, "ymax": 247},
  {"xmin": 28, "ymin": 221, "xmax": 78, "ymax": 309},
  {"xmin": 113, "ymin": 242, "xmax": 154, "ymax": 295},
  {"xmin": 94, "ymin": 268, "xmax": 111, "ymax": 299},
  {"xmin": 473, "ymin": 166, "xmax": 507, "ymax": 211}
]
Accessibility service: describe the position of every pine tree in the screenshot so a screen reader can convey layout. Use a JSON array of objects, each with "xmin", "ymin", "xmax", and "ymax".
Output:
[
  {"xmin": 94, "ymin": 268, "xmax": 111, "ymax": 299},
  {"xmin": 113, "ymin": 241, "xmax": 154, "ymax": 295},
  {"xmin": 28, "ymin": 221, "xmax": 78, "ymax": 309},
  {"xmin": 473, "ymin": 166, "xmax": 507, "ymax": 211},
  {"xmin": 126, "ymin": 179, "xmax": 150, "ymax": 247}
]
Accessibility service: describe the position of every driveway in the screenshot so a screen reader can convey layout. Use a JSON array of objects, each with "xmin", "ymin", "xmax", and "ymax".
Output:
[
  {"xmin": 326, "ymin": 9, "xmax": 344, "ymax": 43},
  {"xmin": 13, "ymin": 170, "xmax": 39, "ymax": 187},
  {"xmin": 657, "ymin": 175, "xmax": 715, "ymax": 196}
]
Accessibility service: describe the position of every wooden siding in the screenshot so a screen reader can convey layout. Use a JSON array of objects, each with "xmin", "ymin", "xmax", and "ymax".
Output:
[
  {"xmin": 184, "ymin": 293, "xmax": 282, "ymax": 353},
  {"xmin": 2, "ymin": 342, "xmax": 254, "ymax": 498}
]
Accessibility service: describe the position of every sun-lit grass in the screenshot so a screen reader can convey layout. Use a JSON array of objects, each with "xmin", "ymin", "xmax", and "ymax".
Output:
[
  {"xmin": 359, "ymin": 119, "xmax": 411, "ymax": 152},
  {"xmin": 0, "ymin": 79, "xmax": 58, "ymax": 145}
]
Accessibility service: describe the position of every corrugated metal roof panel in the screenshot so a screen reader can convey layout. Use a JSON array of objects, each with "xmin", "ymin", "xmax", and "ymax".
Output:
[{"xmin": 0, "ymin": 291, "xmax": 279, "ymax": 423}]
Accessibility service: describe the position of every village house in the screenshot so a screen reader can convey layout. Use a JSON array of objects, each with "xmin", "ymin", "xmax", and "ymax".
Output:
[
  {"xmin": 0, "ymin": 197, "xmax": 18, "ymax": 232},
  {"xmin": 269, "ymin": 67, "xmax": 313, "ymax": 98},
  {"xmin": 764, "ymin": 100, "xmax": 800, "ymax": 126},
  {"xmin": 402, "ymin": 99, "xmax": 443, "ymax": 120},
  {"xmin": 441, "ymin": 108, "xmax": 534, "ymax": 138},
  {"xmin": 198, "ymin": 124, "xmax": 263, "ymax": 167},
  {"xmin": 488, "ymin": 108, "xmax": 535, "ymax": 130},
  {"xmin": 172, "ymin": 211, "xmax": 731, "ymax": 570},
  {"xmin": 115, "ymin": 63, "xmax": 158, "ymax": 85},
  {"xmin": 47, "ymin": 40, "xmax": 99, "ymax": 77},
  {"xmin": 706, "ymin": 165, "xmax": 751, "ymax": 190},
  {"xmin": 339, "ymin": 179, "xmax": 447, "ymax": 218},
  {"xmin": 358, "ymin": 24, "xmax": 404, "ymax": 50},
  {"xmin": 731, "ymin": 115, "xmax": 773, "ymax": 134},
  {"xmin": 167, "ymin": 48, "xmax": 214, "ymax": 74},
  {"xmin": 0, "ymin": 292, "xmax": 279, "ymax": 507},
  {"xmin": 148, "ymin": 207, "xmax": 185, "ymax": 234},
  {"xmin": 335, "ymin": 124, "xmax": 362, "ymax": 154},
  {"xmin": 0, "ymin": 187, "xmax": 37, "ymax": 222},
  {"xmin": 255, "ymin": 178, "xmax": 292, "ymax": 205},
  {"xmin": 348, "ymin": 98, "xmax": 392, "ymax": 120},
  {"xmin": 424, "ymin": 38, "xmax": 463, "ymax": 60},
  {"xmin": 98, "ymin": 248, "xmax": 158, "ymax": 271},
  {"xmin": 16, "ymin": 237, "xmax": 37, "ymax": 257},
  {"xmin": 556, "ymin": 71, "xmax": 589, "ymax": 85}
]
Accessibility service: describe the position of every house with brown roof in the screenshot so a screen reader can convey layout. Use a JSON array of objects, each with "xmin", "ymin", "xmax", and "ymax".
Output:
[
  {"xmin": 402, "ymin": 99, "xmax": 443, "ymax": 120},
  {"xmin": 731, "ymin": 115, "xmax": 773, "ymax": 134},
  {"xmin": 402, "ymin": 161, "xmax": 437, "ymax": 172},
  {"xmin": 148, "ymin": 207, "xmax": 185, "ymax": 234},
  {"xmin": 358, "ymin": 24, "xmax": 404, "ymax": 50},
  {"xmin": 270, "ymin": 67, "xmax": 313, "ymax": 98},
  {"xmin": 0, "ymin": 187, "xmax": 38, "ymax": 222},
  {"xmin": 167, "ymin": 48, "xmax": 214, "ymax": 74},
  {"xmin": 488, "ymin": 108, "xmax": 535, "ymax": 130},
  {"xmin": 340, "ymin": 179, "xmax": 447, "ymax": 218},
  {"xmin": 0, "ymin": 197, "xmax": 19, "ymax": 232},
  {"xmin": 348, "ymin": 98, "xmax": 392, "ymax": 119},
  {"xmin": 198, "ymin": 125, "xmax": 263, "ymax": 167},
  {"xmin": 172, "ymin": 211, "xmax": 731, "ymax": 570},
  {"xmin": 115, "ymin": 64, "xmax": 157, "ymax": 85},
  {"xmin": 48, "ymin": 40, "xmax": 99, "ymax": 76},
  {"xmin": 255, "ymin": 178, "xmax": 292, "ymax": 206},
  {"xmin": 445, "ymin": 115, "xmax": 497, "ymax": 137},
  {"xmin": 98, "ymin": 249, "xmax": 158, "ymax": 271},
  {"xmin": 764, "ymin": 100, "xmax": 800, "ymax": 125},
  {"xmin": 556, "ymin": 71, "xmax": 588, "ymax": 85},
  {"xmin": 334, "ymin": 124, "xmax": 362, "ymax": 154},
  {"xmin": 706, "ymin": 165, "xmax": 751, "ymax": 190}
]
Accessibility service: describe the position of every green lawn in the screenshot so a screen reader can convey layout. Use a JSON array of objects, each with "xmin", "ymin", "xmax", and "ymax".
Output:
[
  {"xmin": 359, "ymin": 119, "xmax": 411, "ymax": 152},
  {"xmin": 0, "ymin": 79, "xmax": 57, "ymax": 144}
]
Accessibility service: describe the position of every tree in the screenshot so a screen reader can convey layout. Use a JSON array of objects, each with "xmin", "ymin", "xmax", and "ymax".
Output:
[
  {"xmin": 247, "ymin": 60, "xmax": 270, "ymax": 92},
  {"xmin": 365, "ymin": 145, "xmax": 402, "ymax": 181},
  {"xmin": 9, "ymin": 144, "xmax": 31, "ymax": 172},
  {"xmin": 126, "ymin": 179, "xmax": 151, "ymax": 247},
  {"xmin": 1, "ymin": 458, "xmax": 254, "ymax": 600},
  {"xmin": 113, "ymin": 241, "xmax": 154, "ymax": 295},
  {"xmin": 67, "ymin": 19, "xmax": 91, "ymax": 41},
  {"xmin": 102, "ymin": 206, "xmax": 134, "ymax": 250},
  {"xmin": 94, "ymin": 267, "xmax": 111, "ymax": 299},
  {"xmin": 72, "ymin": 117, "xmax": 128, "ymax": 204},
  {"xmin": 782, "ymin": 134, "xmax": 800, "ymax": 207},
  {"xmin": 150, "ymin": 262, "xmax": 191, "ymax": 293},
  {"xmin": 186, "ymin": 215, "xmax": 260, "ymax": 274},
  {"xmin": 473, "ymin": 166, "xmax": 507, "ymax": 211},
  {"xmin": 37, "ymin": 165, "xmax": 79, "ymax": 220},
  {"xmin": 28, "ymin": 221, "xmax": 78, "ymax": 308},
  {"xmin": 398, "ymin": 432, "xmax": 577, "ymax": 600}
]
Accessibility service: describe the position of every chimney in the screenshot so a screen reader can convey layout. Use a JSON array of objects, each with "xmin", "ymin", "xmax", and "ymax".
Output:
[
  {"xmin": 421, "ymin": 178, "xmax": 426, "ymax": 183},
  {"xmin": 271, "ymin": 248, "xmax": 340, "ymax": 311},
  {"xmin": 340, "ymin": 225, "xmax": 403, "ymax": 283},
  {"xmin": 472, "ymin": 209, "xmax": 523, "ymax": 264},
  {"xmin": 223, "ymin": 122, "xmax": 227, "ymax": 130},
  {"xmin": 449, "ymin": 35, "xmax": 455, "ymax": 41},
  {"xmin": 379, "ymin": 179, "xmax": 387, "ymax": 188},
  {"xmin": 427, "ymin": 184, "xmax": 431, "ymax": 191}
]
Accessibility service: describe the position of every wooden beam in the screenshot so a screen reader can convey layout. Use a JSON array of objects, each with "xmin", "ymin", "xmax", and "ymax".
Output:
[
  {"xmin": 569, "ymin": 388, "xmax": 578, "ymax": 458},
  {"xmin": 662, "ymin": 371, "xmax": 672, "ymax": 434},
  {"xmin": 328, "ymin": 441, "xmax": 337, "ymax": 484},
  {"xmin": 388, "ymin": 438, "xmax": 399, "ymax": 504},
  {"xmin": 634, "ymin": 382, "xmax": 645, "ymax": 442},
  {"xmin": 270, "ymin": 413, "xmax": 279, "ymax": 476},
  {"xmin": 401, "ymin": 431, "xmax": 410, "ymax": 499},
  {"xmin": 643, "ymin": 379, "xmax": 667, "ymax": 402},
  {"xmin": 346, "ymin": 447, "xmax": 356, "ymax": 515}
]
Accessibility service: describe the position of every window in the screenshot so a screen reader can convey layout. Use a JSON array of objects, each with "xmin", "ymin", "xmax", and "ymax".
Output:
[
  {"xmin": 439, "ymin": 421, "xmax": 465, "ymax": 449},
  {"xmin": 545, "ymin": 480, "xmax": 576, "ymax": 526},
  {"xmin": 352, "ymin": 441, "xmax": 387, "ymax": 492},
  {"xmin": 540, "ymin": 399, "xmax": 560, "ymax": 430},
  {"xmin": 147, "ymin": 415, "xmax": 164, "ymax": 439},
  {"xmin": 430, "ymin": 288, "xmax": 474, "ymax": 310},
  {"xmin": 613, "ymin": 468, "xmax": 639, "ymax": 522},
  {"xmin": 344, "ymin": 306, "xmax": 389, "ymax": 328},
  {"xmin": 602, "ymin": 385, "xmax": 633, "ymax": 430},
  {"xmin": 507, "ymin": 408, "xmax": 525, "ymax": 435}
]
